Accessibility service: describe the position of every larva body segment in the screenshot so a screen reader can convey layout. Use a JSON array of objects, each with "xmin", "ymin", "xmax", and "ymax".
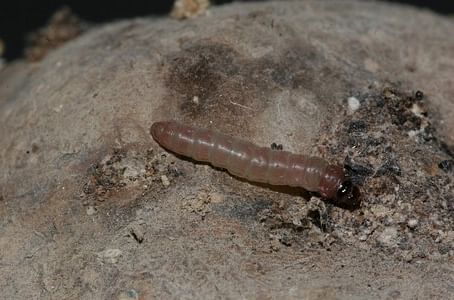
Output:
[{"xmin": 150, "ymin": 121, "xmax": 358, "ymax": 203}]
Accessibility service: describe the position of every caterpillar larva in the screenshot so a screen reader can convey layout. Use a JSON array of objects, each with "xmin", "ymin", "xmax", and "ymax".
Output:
[{"xmin": 150, "ymin": 121, "xmax": 359, "ymax": 204}]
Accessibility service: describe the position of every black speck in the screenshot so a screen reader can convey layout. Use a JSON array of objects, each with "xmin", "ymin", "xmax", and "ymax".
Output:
[
  {"xmin": 438, "ymin": 159, "xmax": 453, "ymax": 173},
  {"xmin": 415, "ymin": 90, "xmax": 424, "ymax": 100},
  {"xmin": 271, "ymin": 142, "xmax": 283, "ymax": 150},
  {"xmin": 279, "ymin": 235, "xmax": 292, "ymax": 247},
  {"xmin": 347, "ymin": 120, "xmax": 368, "ymax": 133},
  {"xmin": 130, "ymin": 230, "xmax": 144, "ymax": 244}
]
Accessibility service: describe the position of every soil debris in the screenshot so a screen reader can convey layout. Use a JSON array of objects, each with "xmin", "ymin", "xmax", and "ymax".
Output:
[
  {"xmin": 251, "ymin": 84, "xmax": 453, "ymax": 260},
  {"xmin": 80, "ymin": 147, "xmax": 182, "ymax": 206},
  {"xmin": 25, "ymin": 6, "xmax": 84, "ymax": 61},
  {"xmin": 171, "ymin": 0, "xmax": 210, "ymax": 19}
]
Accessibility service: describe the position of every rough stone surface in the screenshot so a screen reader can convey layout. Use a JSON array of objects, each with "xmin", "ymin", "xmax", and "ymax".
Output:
[{"xmin": 0, "ymin": 1, "xmax": 453, "ymax": 299}]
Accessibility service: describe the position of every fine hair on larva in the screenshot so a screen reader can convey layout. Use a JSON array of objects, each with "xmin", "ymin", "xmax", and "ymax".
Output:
[{"xmin": 150, "ymin": 120, "xmax": 359, "ymax": 205}]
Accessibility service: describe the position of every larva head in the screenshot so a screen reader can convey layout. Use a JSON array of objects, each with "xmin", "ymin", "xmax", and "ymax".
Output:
[{"xmin": 318, "ymin": 165, "xmax": 360, "ymax": 205}]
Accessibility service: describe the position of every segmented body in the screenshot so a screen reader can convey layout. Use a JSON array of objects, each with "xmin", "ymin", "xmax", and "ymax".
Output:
[{"xmin": 150, "ymin": 121, "xmax": 353, "ymax": 201}]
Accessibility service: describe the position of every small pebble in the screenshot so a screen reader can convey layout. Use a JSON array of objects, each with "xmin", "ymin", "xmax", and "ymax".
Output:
[
  {"xmin": 208, "ymin": 192, "xmax": 224, "ymax": 203},
  {"xmin": 118, "ymin": 289, "xmax": 139, "ymax": 300},
  {"xmin": 160, "ymin": 175, "xmax": 170, "ymax": 187},
  {"xmin": 407, "ymin": 218, "xmax": 418, "ymax": 229},
  {"xmin": 410, "ymin": 103, "xmax": 425, "ymax": 117},
  {"xmin": 377, "ymin": 227, "xmax": 398, "ymax": 247},
  {"xmin": 86, "ymin": 206, "xmax": 97, "ymax": 215},
  {"xmin": 370, "ymin": 204, "xmax": 391, "ymax": 218},
  {"xmin": 435, "ymin": 230, "xmax": 445, "ymax": 243},
  {"xmin": 401, "ymin": 251, "xmax": 413, "ymax": 263},
  {"xmin": 98, "ymin": 249, "xmax": 122, "ymax": 264},
  {"xmin": 347, "ymin": 96, "xmax": 360, "ymax": 112}
]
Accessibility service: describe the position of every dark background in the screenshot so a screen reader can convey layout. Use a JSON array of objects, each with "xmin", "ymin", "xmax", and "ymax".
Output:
[{"xmin": 0, "ymin": 0, "xmax": 453, "ymax": 61}]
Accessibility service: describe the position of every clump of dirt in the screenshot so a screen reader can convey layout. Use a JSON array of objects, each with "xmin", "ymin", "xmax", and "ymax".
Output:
[
  {"xmin": 170, "ymin": 0, "xmax": 210, "ymax": 19},
  {"xmin": 257, "ymin": 84, "xmax": 453, "ymax": 262},
  {"xmin": 80, "ymin": 147, "xmax": 184, "ymax": 207},
  {"xmin": 257, "ymin": 196, "xmax": 337, "ymax": 252},
  {"xmin": 181, "ymin": 189, "xmax": 225, "ymax": 218},
  {"xmin": 25, "ymin": 6, "xmax": 85, "ymax": 62}
]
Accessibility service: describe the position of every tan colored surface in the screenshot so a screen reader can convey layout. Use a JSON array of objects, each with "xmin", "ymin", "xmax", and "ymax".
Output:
[{"xmin": 0, "ymin": 1, "xmax": 453, "ymax": 299}]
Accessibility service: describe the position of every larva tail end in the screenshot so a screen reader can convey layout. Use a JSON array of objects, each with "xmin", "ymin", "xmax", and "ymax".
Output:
[{"xmin": 150, "ymin": 121, "xmax": 167, "ymax": 142}]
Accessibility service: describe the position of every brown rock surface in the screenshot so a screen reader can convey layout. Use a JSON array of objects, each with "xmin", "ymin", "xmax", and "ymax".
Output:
[{"xmin": 0, "ymin": 1, "xmax": 453, "ymax": 299}]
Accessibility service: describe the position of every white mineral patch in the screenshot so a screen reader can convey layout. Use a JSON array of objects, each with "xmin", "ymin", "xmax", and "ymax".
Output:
[
  {"xmin": 377, "ymin": 227, "xmax": 398, "ymax": 246},
  {"xmin": 407, "ymin": 218, "xmax": 419, "ymax": 229},
  {"xmin": 347, "ymin": 96, "xmax": 360, "ymax": 112},
  {"xmin": 161, "ymin": 175, "xmax": 170, "ymax": 187},
  {"xmin": 98, "ymin": 249, "xmax": 123, "ymax": 264},
  {"xmin": 86, "ymin": 206, "xmax": 97, "ymax": 215}
]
